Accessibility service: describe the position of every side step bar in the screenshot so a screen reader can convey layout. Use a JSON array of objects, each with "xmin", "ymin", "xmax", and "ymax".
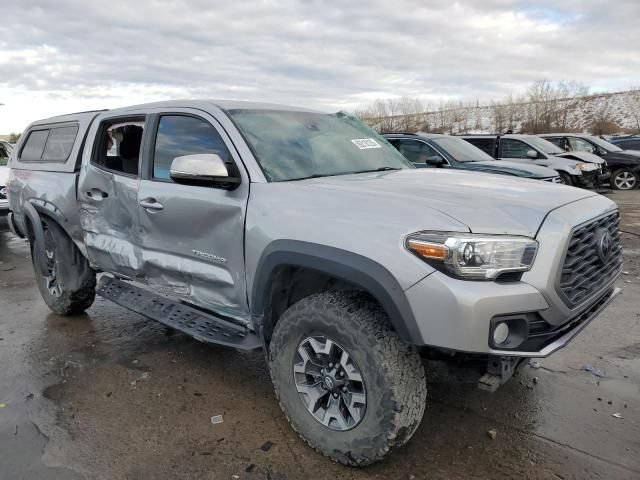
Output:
[{"xmin": 97, "ymin": 277, "xmax": 262, "ymax": 351}]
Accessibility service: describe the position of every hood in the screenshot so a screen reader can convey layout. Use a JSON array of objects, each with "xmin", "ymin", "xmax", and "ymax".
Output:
[
  {"xmin": 287, "ymin": 169, "xmax": 597, "ymax": 237},
  {"xmin": 470, "ymin": 160, "xmax": 557, "ymax": 178},
  {"xmin": 503, "ymin": 155, "xmax": 580, "ymax": 170},
  {"xmin": 607, "ymin": 150, "xmax": 640, "ymax": 162},
  {"xmin": 0, "ymin": 166, "xmax": 9, "ymax": 186},
  {"xmin": 556, "ymin": 151, "xmax": 605, "ymax": 164},
  {"xmin": 622, "ymin": 149, "xmax": 640, "ymax": 157}
]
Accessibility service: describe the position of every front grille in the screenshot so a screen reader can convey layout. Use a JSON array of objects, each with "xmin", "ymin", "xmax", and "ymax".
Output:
[{"xmin": 558, "ymin": 212, "xmax": 622, "ymax": 307}]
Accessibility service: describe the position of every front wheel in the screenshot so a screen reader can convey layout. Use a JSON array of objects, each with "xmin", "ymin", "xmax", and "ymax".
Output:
[
  {"xmin": 559, "ymin": 172, "xmax": 573, "ymax": 186},
  {"xmin": 611, "ymin": 168, "xmax": 638, "ymax": 190},
  {"xmin": 268, "ymin": 291, "xmax": 426, "ymax": 466}
]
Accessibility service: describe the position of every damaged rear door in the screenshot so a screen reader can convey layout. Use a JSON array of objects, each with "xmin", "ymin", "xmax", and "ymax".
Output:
[
  {"xmin": 78, "ymin": 112, "xmax": 147, "ymax": 277},
  {"xmin": 136, "ymin": 110, "xmax": 250, "ymax": 321}
]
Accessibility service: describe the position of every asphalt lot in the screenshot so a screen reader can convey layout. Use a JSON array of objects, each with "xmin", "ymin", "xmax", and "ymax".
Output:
[{"xmin": 0, "ymin": 190, "xmax": 639, "ymax": 480}]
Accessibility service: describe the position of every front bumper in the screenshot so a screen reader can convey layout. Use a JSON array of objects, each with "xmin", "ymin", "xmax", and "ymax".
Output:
[
  {"xmin": 595, "ymin": 162, "xmax": 611, "ymax": 187},
  {"xmin": 573, "ymin": 170, "xmax": 599, "ymax": 188},
  {"xmin": 0, "ymin": 201, "xmax": 8, "ymax": 217},
  {"xmin": 403, "ymin": 195, "xmax": 621, "ymax": 357}
]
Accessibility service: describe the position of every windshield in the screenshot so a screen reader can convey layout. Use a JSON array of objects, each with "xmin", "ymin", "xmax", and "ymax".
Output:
[
  {"xmin": 228, "ymin": 110, "xmax": 413, "ymax": 181},
  {"xmin": 588, "ymin": 136, "xmax": 623, "ymax": 152},
  {"xmin": 431, "ymin": 136, "xmax": 495, "ymax": 162},
  {"xmin": 522, "ymin": 136, "xmax": 565, "ymax": 155}
]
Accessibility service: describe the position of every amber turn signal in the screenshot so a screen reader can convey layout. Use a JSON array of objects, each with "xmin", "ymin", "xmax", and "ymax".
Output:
[{"xmin": 407, "ymin": 239, "xmax": 449, "ymax": 260}]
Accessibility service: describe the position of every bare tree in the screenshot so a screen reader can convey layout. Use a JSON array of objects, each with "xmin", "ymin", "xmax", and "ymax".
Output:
[
  {"xmin": 490, "ymin": 99, "xmax": 505, "ymax": 133},
  {"xmin": 590, "ymin": 94, "xmax": 619, "ymax": 135},
  {"xmin": 551, "ymin": 81, "xmax": 589, "ymax": 131},
  {"xmin": 395, "ymin": 96, "xmax": 424, "ymax": 132}
]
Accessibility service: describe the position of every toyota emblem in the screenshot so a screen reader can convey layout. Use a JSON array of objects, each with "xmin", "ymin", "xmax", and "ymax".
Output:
[{"xmin": 596, "ymin": 229, "xmax": 613, "ymax": 264}]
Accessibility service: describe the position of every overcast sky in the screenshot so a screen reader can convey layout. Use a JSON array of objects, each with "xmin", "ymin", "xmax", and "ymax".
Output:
[{"xmin": 1, "ymin": 0, "xmax": 639, "ymax": 133}]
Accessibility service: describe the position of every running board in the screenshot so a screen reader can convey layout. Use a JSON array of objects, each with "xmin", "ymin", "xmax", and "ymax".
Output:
[{"xmin": 97, "ymin": 277, "xmax": 261, "ymax": 350}]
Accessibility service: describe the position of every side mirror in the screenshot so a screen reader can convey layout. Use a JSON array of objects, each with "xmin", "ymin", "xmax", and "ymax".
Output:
[
  {"xmin": 425, "ymin": 155, "xmax": 445, "ymax": 166},
  {"xmin": 526, "ymin": 149, "xmax": 538, "ymax": 159},
  {"xmin": 169, "ymin": 154, "xmax": 239, "ymax": 189}
]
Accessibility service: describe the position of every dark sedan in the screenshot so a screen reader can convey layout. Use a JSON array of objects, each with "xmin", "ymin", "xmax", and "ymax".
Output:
[
  {"xmin": 384, "ymin": 133, "xmax": 562, "ymax": 182},
  {"xmin": 540, "ymin": 133, "xmax": 640, "ymax": 190}
]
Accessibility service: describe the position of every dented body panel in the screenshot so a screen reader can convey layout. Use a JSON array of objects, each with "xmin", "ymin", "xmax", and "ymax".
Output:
[
  {"xmin": 79, "ymin": 164, "xmax": 141, "ymax": 276},
  {"xmin": 8, "ymin": 169, "xmax": 87, "ymax": 253},
  {"xmin": 135, "ymin": 179, "xmax": 250, "ymax": 318}
]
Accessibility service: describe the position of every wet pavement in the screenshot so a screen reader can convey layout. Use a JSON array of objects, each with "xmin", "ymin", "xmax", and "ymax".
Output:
[{"xmin": 0, "ymin": 191, "xmax": 639, "ymax": 480}]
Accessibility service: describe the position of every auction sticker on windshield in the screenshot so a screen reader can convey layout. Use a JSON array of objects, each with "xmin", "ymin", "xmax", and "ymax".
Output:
[{"xmin": 351, "ymin": 138, "xmax": 382, "ymax": 149}]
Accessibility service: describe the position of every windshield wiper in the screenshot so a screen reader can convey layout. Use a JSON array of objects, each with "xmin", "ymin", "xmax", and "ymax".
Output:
[
  {"xmin": 281, "ymin": 167, "xmax": 401, "ymax": 182},
  {"xmin": 281, "ymin": 173, "xmax": 333, "ymax": 182},
  {"xmin": 349, "ymin": 166, "xmax": 402, "ymax": 174}
]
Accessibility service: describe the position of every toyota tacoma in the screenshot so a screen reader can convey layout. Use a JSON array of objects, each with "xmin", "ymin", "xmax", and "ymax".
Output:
[{"xmin": 7, "ymin": 101, "xmax": 622, "ymax": 466}]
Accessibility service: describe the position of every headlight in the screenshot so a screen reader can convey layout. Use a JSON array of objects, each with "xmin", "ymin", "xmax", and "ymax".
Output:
[
  {"xmin": 577, "ymin": 162, "xmax": 598, "ymax": 172},
  {"xmin": 406, "ymin": 232, "xmax": 538, "ymax": 280}
]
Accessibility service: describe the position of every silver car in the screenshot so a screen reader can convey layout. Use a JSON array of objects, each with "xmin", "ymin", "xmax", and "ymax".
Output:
[{"xmin": 462, "ymin": 134, "xmax": 606, "ymax": 187}]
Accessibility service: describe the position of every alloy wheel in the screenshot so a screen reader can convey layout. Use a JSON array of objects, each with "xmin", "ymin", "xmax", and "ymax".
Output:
[
  {"xmin": 614, "ymin": 171, "xmax": 637, "ymax": 190},
  {"xmin": 293, "ymin": 336, "xmax": 366, "ymax": 431}
]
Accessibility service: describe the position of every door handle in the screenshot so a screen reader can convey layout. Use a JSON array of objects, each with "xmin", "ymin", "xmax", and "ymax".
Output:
[
  {"xmin": 86, "ymin": 188, "xmax": 109, "ymax": 200},
  {"xmin": 139, "ymin": 198, "xmax": 164, "ymax": 211}
]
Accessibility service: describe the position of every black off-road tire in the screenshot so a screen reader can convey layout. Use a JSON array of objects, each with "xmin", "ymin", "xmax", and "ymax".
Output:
[
  {"xmin": 31, "ymin": 218, "xmax": 96, "ymax": 315},
  {"xmin": 268, "ymin": 291, "xmax": 427, "ymax": 466}
]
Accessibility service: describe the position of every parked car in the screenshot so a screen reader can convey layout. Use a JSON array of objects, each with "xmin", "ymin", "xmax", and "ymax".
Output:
[
  {"xmin": 540, "ymin": 133, "xmax": 640, "ymax": 190},
  {"xmin": 0, "ymin": 141, "xmax": 12, "ymax": 217},
  {"xmin": 8, "ymin": 101, "xmax": 622, "ymax": 466},
  {"xmin": 383, "ymin": 133, "xmax": 562, "ymax": 183},
  {"xmin": 461, "ymin": 134, "xmax": 607, "ymax": 187},
  {"xmin": 607, "ymin": 135, "xmax": 640, "ymax": 151}
]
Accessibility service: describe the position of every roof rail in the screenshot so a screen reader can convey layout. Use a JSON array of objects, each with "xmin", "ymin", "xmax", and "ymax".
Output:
[{"xmin": 67, "ymin": 109, "xmax": 109, "ymax": 115}]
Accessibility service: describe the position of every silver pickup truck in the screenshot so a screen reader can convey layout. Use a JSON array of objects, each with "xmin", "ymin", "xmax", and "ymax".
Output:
[{"xmin": 7, "ymin": 101, "xmax": 622, "ymax": 466}]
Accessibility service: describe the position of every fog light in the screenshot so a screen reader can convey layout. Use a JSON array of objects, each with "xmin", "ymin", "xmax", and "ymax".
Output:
[{"xmin": 493, "ymin": 322, "xmax": 510, "ymax": 345}]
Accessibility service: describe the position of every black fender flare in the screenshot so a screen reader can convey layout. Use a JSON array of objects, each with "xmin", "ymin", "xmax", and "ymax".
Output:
[
  {"xmin": 251, "ymin": 240, "xmax": 421, "ymax": 343},
  {"xmin": 22, "ymin": 201, "xmax": 48, "ymax": 275}
]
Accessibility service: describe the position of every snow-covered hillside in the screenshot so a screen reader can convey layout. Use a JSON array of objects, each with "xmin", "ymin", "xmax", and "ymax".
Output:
[{"xmin": 359, "ymin": 89, "xmax": 640, "ymax": 135}]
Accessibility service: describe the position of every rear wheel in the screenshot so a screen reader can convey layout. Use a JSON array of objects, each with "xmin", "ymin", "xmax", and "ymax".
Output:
[
  {"xmin": 31, "ymin": 218, "xmax": 96, "ymax": 315},
  {"xmin": 268, "ymin": 291, "xmax": 426, "ymax": 466},
  {"xmin": 611, "ymin": 168, "xmax": 637, "ymax": 190}
]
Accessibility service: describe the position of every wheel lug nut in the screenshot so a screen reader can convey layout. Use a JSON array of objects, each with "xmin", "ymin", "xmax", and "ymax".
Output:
[
  {"xmin": 342, "ymin": 386, "xmax": 347, "ymax": 392},
  {"xmin": 328, "ymin": 362, "xmax": 334, "ymax": 368},
  {"xmin": 333, "ymin": 393, "xmax": 338, "ymax": 398}
]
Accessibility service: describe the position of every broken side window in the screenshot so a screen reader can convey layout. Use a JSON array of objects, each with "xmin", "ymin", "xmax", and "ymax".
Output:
[{"xmin": 93, "ymin": 117, "xmax": 145, "ymax": 176}]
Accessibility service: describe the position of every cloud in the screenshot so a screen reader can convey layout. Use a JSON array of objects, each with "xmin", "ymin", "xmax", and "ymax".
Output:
[{"xmin": 1, "ymin": 0, "xmax": 639, "ymax": 132}]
